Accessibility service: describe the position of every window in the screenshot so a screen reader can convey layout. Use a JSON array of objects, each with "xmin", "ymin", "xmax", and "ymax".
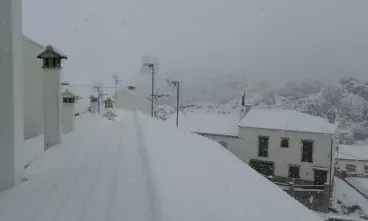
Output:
[
  {"xmin": 346, "ymin": 164, "xmax": 356, "ymax": 173},
  {"xmin": 258, "ymin": 136, "xmax": 269, "ymax": 157},
  {"xmin": 218, "ymin": 141, "xmax": 228, "ymax": 149},
  {"xmin": 301, "ymin": 140, "xmax": 313, "ymax": 163},
  {"xmin": 280, "ymin": 137, "xmax": 289, "ymax": 148},
  {"xmin": 249, "ymin": 160, "xmax": 274, "ymax": 177},
  {"xmin": 364, "ymin": 165, "xmax": 368, "ymax": 174},
  {"xmin": 289, "ymin": 166, "xmax": 300, "ymax": 178}
]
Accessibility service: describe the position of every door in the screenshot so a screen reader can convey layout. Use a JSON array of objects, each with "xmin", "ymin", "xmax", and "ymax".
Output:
[
  {"xmin": 249, "ymin": 160, "xmax": 275, "ymax": 177},
  {"xmin": 314, "ymin": 169, "xmax": 327, "ymax": 185}
]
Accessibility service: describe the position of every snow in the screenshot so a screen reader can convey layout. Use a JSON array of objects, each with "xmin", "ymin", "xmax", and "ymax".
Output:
[
  {"xmin": 0, "ymin": 110, "xmax": 322, "ymax": 221},
  {"xmin": 166, "ymin": 111, "xmax": 240, "ymax": 136},
  {"xmin": 338, "ymin": 145, "xmax": 368, "ymax": 160},
  {"xmin": 239, "ymin": 108, "xmax": 338, "ymax": 134},
  {"xmin": 17, "ymin": 134, "xmax": 44, "ymax": 169},
  {"xmin": 333, "ymin": 177, "xmax": 368, "ymax": 215},
  {"xmin": 352, "ymin": 178, "xmax": 368, "ymax": 190}
]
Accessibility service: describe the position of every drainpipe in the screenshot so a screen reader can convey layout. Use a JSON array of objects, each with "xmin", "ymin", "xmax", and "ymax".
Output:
[{"xmin": 329, "ymin": 136, "xmax": 334, "ymax": 205}]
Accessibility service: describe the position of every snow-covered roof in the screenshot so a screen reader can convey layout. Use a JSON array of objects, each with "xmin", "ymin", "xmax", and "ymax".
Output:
[
  {"xmin": 167, "ymin": 112, "xmax": 239, "ymax": 136},
  {"xmin": 89, "ymin": 91, "xmax": 99, "ymax": 99},
  {"xmin": 104, "ymin": 96, "xmax": 116, "ymax": 103},
  {"xmin": 337, "ymin": 144, "xmax": 368, "ymax": 161},
  {"xmin": 0, "ymin": 111, "xmax": 322, "ymax": 221},
  {"xmin": 62, "ymin": 89, "xmax": 78, "ymax": 98},
  {"xmin": 239, "ymin": 108, "xmax": 338, "ymax": 134}
]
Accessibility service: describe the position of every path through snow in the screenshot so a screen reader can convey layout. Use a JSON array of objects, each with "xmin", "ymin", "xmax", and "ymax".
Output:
[{"xmin": 0, "ymin": 112, "xmax": 158, "ymax": 221}]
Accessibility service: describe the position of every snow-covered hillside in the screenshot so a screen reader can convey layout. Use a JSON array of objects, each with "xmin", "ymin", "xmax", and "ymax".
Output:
[{"xmin": 0, "ymin": 111, "xmax": 322, "ymax": 221}]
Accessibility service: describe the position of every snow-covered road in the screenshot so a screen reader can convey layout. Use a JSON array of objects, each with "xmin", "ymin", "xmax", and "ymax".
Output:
[{"xmin": 0, "ymin": 112, "xmax": 159, "ymax": 221}]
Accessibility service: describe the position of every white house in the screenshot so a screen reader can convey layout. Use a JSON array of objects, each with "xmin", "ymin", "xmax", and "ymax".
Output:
[
  {"xmin": 337, "ymin": 144, "xmax": 368, "ymax": 176},
  {"xmin": 238, "ymin": 108, "xmax": 338, "ymax": 186},
  {"xmin": 170, "ymin": 107, "xmax": 338, "ymax": 186},
  {"xmin": 115, "ymin": 86, "xmax": 151, "ymax": 115}
]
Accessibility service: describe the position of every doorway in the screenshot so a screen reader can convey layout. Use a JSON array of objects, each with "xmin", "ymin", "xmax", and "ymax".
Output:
[{"xmin": 314, "ymin": 169, "xmax": 328, "ymax": 185}]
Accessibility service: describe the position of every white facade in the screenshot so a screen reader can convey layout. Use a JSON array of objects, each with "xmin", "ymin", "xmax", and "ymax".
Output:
[
  {"xmin": 62, "ymin": 90, "xmax": 77, "ymax": 133},
  {"xmin": 336, "ymin": 145, "xmax": 368, "ymax": 176},
  {"xmin": 0, "ymin": 0, "xmax": 23, "ymax": 190},
  {"xmin": 337, "ymin": 159, "xmax": 368, "ymax": 176},
  {"xmin": 43, "ymin": 66, "xmax": 62, "ymax": 149},
  {"xmin": 116, "ymin": 87, "xmax": 151, "ymax": 115},
  {"xmin": 23, "ymin": 36, "xmax": 44, "ymax": 139},
  {"xmin": 236, "ymin": 127, "xmax": 336, "ymax": 183},
  {"xmin": 62, "ymin": 103, "xmax": 75, "ymax": 133}
]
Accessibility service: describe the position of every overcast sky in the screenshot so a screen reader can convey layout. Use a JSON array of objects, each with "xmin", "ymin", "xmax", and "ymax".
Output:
[{"xmin": 24, "ymin": 0, "xmax": 368, "ymax": 88}]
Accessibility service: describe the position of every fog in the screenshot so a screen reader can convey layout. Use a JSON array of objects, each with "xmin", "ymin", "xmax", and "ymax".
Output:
[{"xmin": 23, "ymin": 0, "xmax": 368, "ymax": 100}]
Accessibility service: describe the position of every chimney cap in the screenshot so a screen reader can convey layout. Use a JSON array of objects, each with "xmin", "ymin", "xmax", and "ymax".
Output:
[{"xmin": 37, "ymin": 45, "xmax": 67, "ymax": 59}]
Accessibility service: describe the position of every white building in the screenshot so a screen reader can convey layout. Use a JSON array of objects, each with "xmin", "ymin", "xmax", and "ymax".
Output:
[
  {"xmin": 171, "ymin": 107, "xmax": 338, "ymax": 187},
  {"xmin": 337, "ymin": 144, "xmax": 368, "ymax": 176},
  {"xmin": 115, "ymin": 86, "xmax": 151, "ymax": 115},
  {"xmin": 238, "ymin": 108, "xmax": 338, "ymax": 186}
]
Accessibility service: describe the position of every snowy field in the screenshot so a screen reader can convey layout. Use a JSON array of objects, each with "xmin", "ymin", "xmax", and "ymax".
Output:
[{"xmin": 0, "ymin": 111, "xmax": 322, "ymax": 221}]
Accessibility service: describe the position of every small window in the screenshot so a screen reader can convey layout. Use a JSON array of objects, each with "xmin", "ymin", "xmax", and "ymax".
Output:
[
  {"xmin": 258, "ymin": 136, "xmax": 269, "ymax": 157},
  {"xmin": 301, "ymin": 140, "xmax": 313, "ymax": 163},
  {"xmin": 280, "ymin": 138, "xmax": 289, "ymax": 148},
  {"xmin": 346, "ymin": 164, "xmax": 356, "ymax": 173},
  {"xmin": 218, "ymin": 141, "xmax": 228, "ymax": 148},
  {"xmin": 364, "ymin": 165, "xmax": 368, "ymax": 173},
  {"xmin": 289, "ymin": 166, "xmax": 300, "ymax": 178}
]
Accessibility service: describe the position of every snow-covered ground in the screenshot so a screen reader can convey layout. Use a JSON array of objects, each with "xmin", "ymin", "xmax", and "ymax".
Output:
[
  {"xmin": 332, "ymin": 177, "xmax": 368, "ymax": 219},
  {"xmin": 0, "ymin": 111, "xmax": 322, "ymax": 221},
  {"xmin": 352, "ymin": 178, "xmax": 368, "ymax": 190},
  {"xmin": 17, "ymin": 134, "xmax": 44, "ymax": 169}
]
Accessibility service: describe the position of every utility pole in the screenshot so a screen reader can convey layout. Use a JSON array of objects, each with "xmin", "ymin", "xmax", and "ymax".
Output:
[
  {"xmin": 96, "ymin": 86, "xmax": 101, "ymax": 114},
  {"xmin": 141, "ymin": 55, "xmax": 159, "ymax": 117},
  {"xmin": 151, "ymin": 64, "xmax": 154, "ymax": 117},
  {"xmin": 172, "ymin": 81, "xmax": 180, "ymax": 127}
]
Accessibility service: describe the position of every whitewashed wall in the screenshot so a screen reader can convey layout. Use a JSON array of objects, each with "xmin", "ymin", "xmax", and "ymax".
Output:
[
  {"xmin": 62, "ymin": 103, "xmax": 75, "ymax": 133},
  {"xmin": 116, "ymin": 88, "xmax": 151, "ymax": 115},
  {"xmin": 337, "ymin": 159, "xmax": 368, "ymax": 176},
  {"xmin": 236, "ymin": 127, "xmax": 336, "ymax": 183},
  {"xmin": 23, "ymin": 36, "xmax": 44, "ymax": 139}
]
